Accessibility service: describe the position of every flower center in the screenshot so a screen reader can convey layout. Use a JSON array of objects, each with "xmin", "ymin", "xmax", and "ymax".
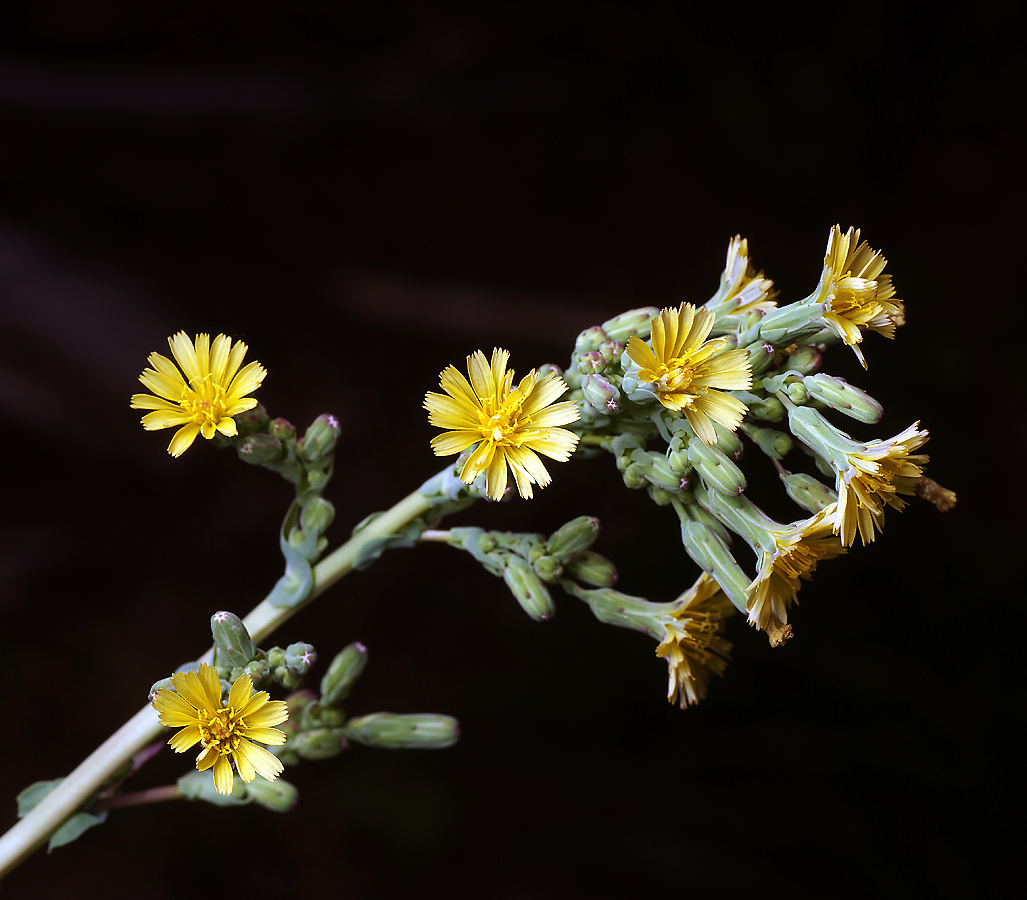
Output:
[
  {"xmin": 830, "ymin": 276, "xmax": 881, "ymax": 322},
  {"xmin": 199, "ymin": 708, "xmax": 242, "ymax": 755},
  {"xmin": 181, "ymin": 376, "xmax": 228, "ymax": 426},
  {"xmin": 643, "ymin": 359, "xmax": 694, "ymax": 394},
  {"xmin": 478, "ymin": 387, "xmax": 531, "ymax": 447}
]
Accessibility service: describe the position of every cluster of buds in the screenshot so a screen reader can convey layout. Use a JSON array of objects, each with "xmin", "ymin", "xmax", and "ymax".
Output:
[
  {"xmin": 546, "ymin": 227, "xmax": 947, "ymax": 648},
  {"xmin": 445, "ymin": 516, "xmax": 618, "ymax": 621}
]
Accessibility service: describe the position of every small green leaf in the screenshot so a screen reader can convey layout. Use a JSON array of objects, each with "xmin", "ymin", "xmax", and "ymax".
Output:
[
  {"xmin": 16, "ymin": 779, "xmax": 62, "ymax": 817},
  {"xmin": 47, "ymin": 811, "xmax": 108, "ymax": 852}
]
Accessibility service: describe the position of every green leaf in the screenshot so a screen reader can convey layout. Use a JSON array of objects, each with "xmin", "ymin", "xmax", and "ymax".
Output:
[
  {"xmin": 16, "ymin": 779, "xmax": 62, "ymax": 817},
  {"xmin": 47, "ymin": 811, "xmax": 108, "ymax": 852}
]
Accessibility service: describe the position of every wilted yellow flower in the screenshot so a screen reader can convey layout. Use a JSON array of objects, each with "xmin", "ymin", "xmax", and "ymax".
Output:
[
  {"xmin": 745, "ymin": 507, "xmax": 846, "ymax": 644},
  {"xmin": 708, "ymin": 235, "xmax": 777, "ymax": 316},
  {"xmin": 151, "ymin": 663, "xmax": 288, "ymax": 795},
  {"xmin": 656, "ymin": 573, "xmax": 734, "ymax": 708},
  {"xmin": 815, "ymin": 226, "xmax": 905, "ymax": 368},
  {"xmin": 832, "ymin": 423, "xmax": 929, "ymax": 546},
  {"xmin": 424, "ymin": 348, "xmax": 580, "ymax": 502},
  {"xmin": 130, "ymin": 332, "xmax": 266, "ymax": 457},
  {"xmin": 625, "ymin": 303, "xmax": 752, "ymax": 443}
]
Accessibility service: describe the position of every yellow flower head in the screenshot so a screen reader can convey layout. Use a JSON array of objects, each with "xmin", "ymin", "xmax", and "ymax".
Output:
[
  {"xmin": 130, "ymin": 332, "xmax": 267, "ymax": 457},
  {"xmin": 655, "ymin": 573, "xmax": 734, "ymax": 708},
  {"xmin": 833, "ymin": 423, "xmax": 929, "ymax": 546},
  {"xmin": 625, "ymin": 303, "xmax": 752, "ymax": 444},
  {"xmin": 711, "ymin": 235, "xmax": 777, "ymax": 316},
  {"xmin": 151, "ymin": 663, "xmax": 288, "ymax": 795},
  {"xmin": 816, "ymin": 226, "xmax": 906, "ymax": 368},
  {"xmin": 424, "ymin": 348, "xmax": 580, "ymax": 502},
  {"xmin": 745, "ymin": 507, "xmax": 846, "ymax": 643}
]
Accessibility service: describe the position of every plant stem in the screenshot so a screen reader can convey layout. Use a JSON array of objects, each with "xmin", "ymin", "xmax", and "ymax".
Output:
[
  {"xmin": 0, "ymin": 487, "xmax": 433, "ymax": 879},
  {"xmin": 93, "ymin": 785, "xmax": 183, "ymax": 812}
]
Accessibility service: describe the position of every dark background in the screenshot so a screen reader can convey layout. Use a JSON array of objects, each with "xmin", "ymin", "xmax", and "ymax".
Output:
[{"xmin": 0, "ymin": 2, "xmax": 1019, "ymax": 898}]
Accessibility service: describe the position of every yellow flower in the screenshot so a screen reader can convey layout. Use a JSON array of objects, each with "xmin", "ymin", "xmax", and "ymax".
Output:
[
  {"xmin": 655, "ymin": 573, "xmax": 734, "ymax": 708},
  {"xmin": 832, "ymin": 423, "xmax": 929, "ymax": 546},
  {"xmin": 744, "ymin": 507, "xmax": 846, "ymax": 644},
  {"xmin": 815, "ymin": 226, "xmax": 905, "ymax": 368},
  {"xmin": 625, "ymin": 303, "xmax": 752, "ymax": 443},
  {"xmin": 151, "ymin": 663, "xmax": 288, "ymax": 795},
  {"xmin": 424, "ymin": 348, "xmax": 580, "ymax": 502},
  {"xmin": 130, "ymin": 332, "xmax": 267, "ymax": 457},
  {"xmin": 709, "ymin": 235, "xmax": 777, "ymax": 316}
]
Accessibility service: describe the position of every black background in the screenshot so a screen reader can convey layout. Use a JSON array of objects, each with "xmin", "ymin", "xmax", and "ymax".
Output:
[{"xmin": 0, "ymin": 2, "xmax": 1020, "ymax": 898}]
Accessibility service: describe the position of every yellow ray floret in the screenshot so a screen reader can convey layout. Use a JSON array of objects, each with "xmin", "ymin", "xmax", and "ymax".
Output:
[
  {"xmin": 130, "ymin": 332, "xmax": 266, "ymax": 456},
  {"xmin": 625, "ymin": 303, "xmax": 752, "ymax": 443},
  {"xmin": 424, "ymin": 348, "xmax": 580, "ymax": 502},
  {"xmin": 151, "ymin": 663, "xmax": 289, "ymax": 795}
]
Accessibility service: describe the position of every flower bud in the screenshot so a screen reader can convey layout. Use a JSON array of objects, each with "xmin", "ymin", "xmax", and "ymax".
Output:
[
  {"xmin": 581, "ymin": 374, "xmax": 621, "ymax": 414},
  {"xmin": 803, "ymin": 373, "xmax": 883, "ymax": 424},
  {"xmin": 268, "ymin": 417, "xmax": 297, "ymax": 442},
  {"xmin": 298, "ymin": 413, "xmax": 341, "ymax": 463},
  {"xmin": 502, "ymin": 555, "xmax": 556, "ymax": 621},
  {"xmin": 546, "ymin": 516, "xmax": 601, "ymax": 563},
  {"xmin": 687, "ymin": 439, "xmax": 747, "ymax": 496},
  {"xmin": 299, "ymin": 700, "xmax": 346, "ymax": 731},
  {"xmin": 781, "ymin": 345, "xmax": 822, "ymax": 375},
  {"xmin": 245, "ymin": 776, "xmax": 298, "ymax": 812},
  {"xmin": 785, "ymin": 381, "xmax": 809, "ymax": 404},
  {"xmin": 780, "ymin": 472, "xmax": 839, "ymax": 513},
  {"xmin": 733, "ymin": 390, "xmax": 785, "ymax": 422},
  {"xmin": 574, "ymin": 326, "xmax": 608, "ymax": 354},
  {"xmin": 601, "ymin": 307, "xmax": 659, "ymax": 341},
  {"xmin": 300, "ymin": 497, "xmax": 336, "ymax": 534},
  {"xmin": 211, "ymin": 611, "xmax": 257, "ymax": 668},
  {"xmin": 745, "ymin": 342, "xmax": 777, "ymax": 376},
  {"xmin": 577, "ymin": 351, "xmax": 606, "ymax": 375},
  {"xmin": 237, "ymin": 433, "xmax": 284, "ymax": 465},
  {"xmin": 532, "ymin": 554, "xmax": 563, "ymax": 582},
  {"xmin": 284, "ymin": 642, "xmax": 317, "ymax": 677},
  {"xmin": 343, "ymin": 713, "xmax": 460, "ymax": 750},
  {"xmin": 292, "ymin": 728, "xmax": 348, "ymax": 760},
  {"xmin": 598, "ymin": 339, "xmax": 625, "ymax": 363},
  {"xmin": 564, "ymin": 550, "xmax": 618, "ymax": 587},
  {"xmin": 741, "ymin": 423, "xmax": 793, "ymax": 459},
  {"xmin": 233, "ymin": 403, "xmax": 269, "ymax": 437},
  {"xmin": 678, "ymin": 521, "xmax": 750, "ymax": 613},
  {"xmin": 758, "ymin": 302, "xmax": 824, "ymax": 345},
  {"xmin": 320, "ymin": 642, "xmax": 369, "ymax": 705}
]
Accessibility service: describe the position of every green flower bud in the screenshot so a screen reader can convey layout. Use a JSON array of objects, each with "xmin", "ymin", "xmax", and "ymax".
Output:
[
  {"xmin": 564, "ymin": 549, "xmax": 618, "ymax": 587},
  {"xmin": 581, "ymin": 374, "xmax": 621, "ymax": 414},
  {"xmin": 211, "ymin": 611, "xmax": 257, "ymax": 669},
  {"xmin": 740, "ymin": 422, "xmax": 793, "ymax": 459},
  {"xmin": 636, "ymin": 450, "xmax": 686, "ymax": 492},
  {"xmin": 781, "ymin": 345, "xmax": 822, "ymax": 375},
  {"xmin": 803, "ymin": 373, "xmax": 883, "ymax": 424},
  {"xmin": 785, "ymin": 381, "xmax": 809, "ymax": 404},
  {"xmin": 502, "ymin": 555, "xmax": 556, "ymax": 621},
  {"xmin": 733, "ymin": 390, "xmax": 786, "ymax": 422},
  {"xmin": 601, "ymin": 307, "xmax": 659, "ymax": 341},
  {"xmin": 284, "ymin": 642, "xmax": 317, "ymax": 676},
  {"xmin": 758, "ymin": 302, "xmax": 825, "ymax": 345},
  {"xmin": 234, "ymin": 403, "xmax": 270, "ymax": 437},
  {"xmin": 577, "ymin": 351, "xmax": 606, "ymax": 375},
  {"xmin": 780, "ymin": 471, "xmax": 839, "ymax": 513},
  {"xmin": 678, "ymin": 521, "xmax": 750, "ymax": 613},
  {"xmin": 532, "ymin": 554, "xmax": 563, "ymax": 582},
  {"xmin": 787, "ymin": 405, "xmax": 858, "ymax": 464},
  {"xmin": 245, "ymin": 776, "xmax": 298, "ymax": 813},
  {"xmin": 711, "ymin": 422, "xmax": 744, "ymax": 460},
  {"xmin": 622, "ymin": 461, "xmax": 646, "ymax": 490},
  {"xmin": 299, "ymin": 701, "xmax": 346, "ymax": 731},
  {"xmin": 745, "ymin": 342, "xmax": 777, "ymax": 376},
  {"xmin": 268, "ymin": 417, "xmax": 297, "ymax": 442},
  {"xmin": 599, "ymin": 339, "xmax": 625, "ymax": 363},
  {"xmin": 237, "ymin": 433, "xmax": 284, "ymax": 465},
  {"xmin": 293, "ymin": 728, "xmax": 348, "ymax": 760},
  {"xmin": 234, "ymin": 658, "xmax": 270, "ymax": 687},
  {"xmin": 343, "ymin": 714, "xmax": 460, "ymax": 750},
  {"xmin": 687, "ymin": 439, "xmax": 747, "ymax": 496},
  {"xmin": 320, "ymin": 642, "xmax": 369, "ymax": 705},
  {"xmin": 546, "ymin": 516, "xmax": 601, "ymax": 563},
  {"xmin": 300, "ymin": 497, "xmax": 335, "ymax": 534},
  {"xmin": 298, "ymin": 414, "xmax": 341, "ymax": 463},
  {"xmin": 574, "ymin": 326, "xmax": 609, "ymax": 354}
]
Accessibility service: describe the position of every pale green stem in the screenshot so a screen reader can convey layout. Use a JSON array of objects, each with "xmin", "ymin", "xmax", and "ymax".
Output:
[{"xmin": 0, "ymin": 488, "xmax": 432, "ymax": 879}]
